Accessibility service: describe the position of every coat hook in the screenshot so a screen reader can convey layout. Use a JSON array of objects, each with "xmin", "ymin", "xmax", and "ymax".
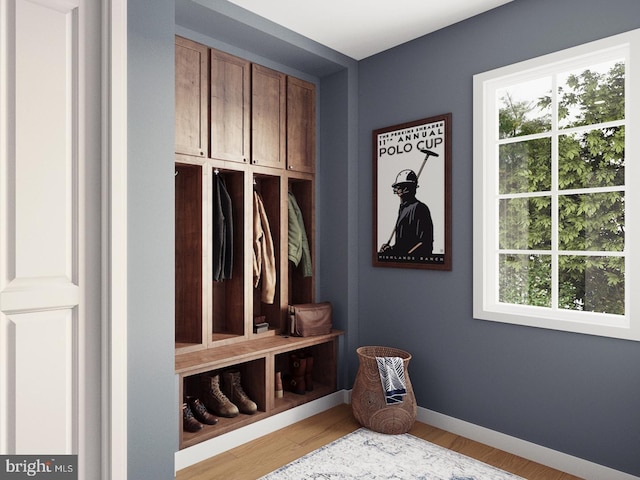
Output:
[
  {"xmin": 214, "ymin": 168, "xmax": 220, "ymax": 175},
  {"xmin": 175, "ymin": 170, "xmax": 178, "ymax": 177}
]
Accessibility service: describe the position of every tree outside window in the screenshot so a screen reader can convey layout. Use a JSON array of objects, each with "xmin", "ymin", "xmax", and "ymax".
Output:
[
  {"xmin": 497, "ymin": 60, "xmax": 625, "ymax": 315},
  {"xmin": 474, "ymin": 30, "xmax": 640, "ymax": 341}
]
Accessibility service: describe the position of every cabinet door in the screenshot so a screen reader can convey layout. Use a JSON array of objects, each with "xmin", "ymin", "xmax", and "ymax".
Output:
[
  {"xmin": 287, "ymin": 77, "xmax": 316, "ymax": 173},
  {"xmin": 252, "ymin": 64, "xmax": 286, "ymax": 169},
  {"xmin": 175, "ymin": 36, "xmax": 208, "ymax": 157},
  {"xmin": 210, "ymin": 49, "xmax": 250, "ymax": 163}
]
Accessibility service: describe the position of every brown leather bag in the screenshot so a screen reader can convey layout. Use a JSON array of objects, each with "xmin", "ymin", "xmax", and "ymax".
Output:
[{"xmin": 289, "ymin": 302, "xmax": 332, "ymax": 337}]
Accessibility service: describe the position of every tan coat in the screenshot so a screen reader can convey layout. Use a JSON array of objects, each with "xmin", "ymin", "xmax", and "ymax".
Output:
[{"xmin": 253, "ymin": 191, "xmax": 277, "ymax": 304}]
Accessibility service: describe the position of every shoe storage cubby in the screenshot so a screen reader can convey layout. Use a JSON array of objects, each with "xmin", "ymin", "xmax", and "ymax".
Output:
[
  {"xmin": 175, "ymin": 36, "xmax": 343, "ymax": 450},
  {"xmin": 273, "ymin": 341, "xmax": 337, "ymax": 414},
  {"xmin": 180, "ymin": 358, "xmax": 266, "ymax": 449},
  {"xmin": 177, "ymin": 332, "xmax": 341, "ymax": 449}
]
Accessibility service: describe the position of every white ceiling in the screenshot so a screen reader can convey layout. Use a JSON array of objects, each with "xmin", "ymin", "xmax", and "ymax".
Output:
[{"xmin": 226, "ymin": 0, "xmax": 513, "ymax": 60}]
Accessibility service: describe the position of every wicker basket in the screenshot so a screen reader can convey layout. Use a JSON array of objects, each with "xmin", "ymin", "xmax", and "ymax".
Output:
[{"xmin": 351, "ymin": 346, "xmax": 417, "ymax": 434}]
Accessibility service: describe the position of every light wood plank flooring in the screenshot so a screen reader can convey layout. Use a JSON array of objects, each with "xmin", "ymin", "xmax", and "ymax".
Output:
[{"xmin": 176, "ymin": 404, "xmax": 583, "ymax": 480}]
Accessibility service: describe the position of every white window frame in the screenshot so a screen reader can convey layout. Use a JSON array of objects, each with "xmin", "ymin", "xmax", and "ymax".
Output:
[{"xmin": 473, "ymin": 29, "xmax": 640, "ymax": 341}]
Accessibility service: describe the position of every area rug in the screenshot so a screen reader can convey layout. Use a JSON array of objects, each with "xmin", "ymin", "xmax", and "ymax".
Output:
[{"xmin": 259, "ymin": 427, "xmax": 524, "ymax": 480}]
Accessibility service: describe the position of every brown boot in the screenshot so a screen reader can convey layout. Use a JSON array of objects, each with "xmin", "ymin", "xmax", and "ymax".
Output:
[
  {"xmin": 182, "ymin": 401, "xmax": 204, "ymax": 432},
  {"xmin": 186, "ymin": 396, "xmax": 218, "ymax": 425},
  {"xmin": 200, "ymin": 373, "xmax": 239, "ymax": 418},
  {"xmin": 223, "ymin": 370, "xmax": 258, "ymax": 415},
  {"xmin": 288, "ymin": 354, "xmax": 306, "ymax": 395},
  {"xmin": 275, "ymin": 371, "xmax": 284, "ymax": 398},
  {"xmin": 303, "ymin": 352, "xmax": 314, "ymax": 391}
]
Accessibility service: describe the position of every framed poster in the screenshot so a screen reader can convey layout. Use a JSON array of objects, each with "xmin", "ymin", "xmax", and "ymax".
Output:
[{"xmin": 373, "ymin": 113, "xmax": 452, "ymax": 270}]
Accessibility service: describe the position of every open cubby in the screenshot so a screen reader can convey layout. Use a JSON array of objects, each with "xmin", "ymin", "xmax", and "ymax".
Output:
[
  {"xmin": 252, "ymin": 174, "xmax": 283, "ymax": 333},
  {"xmin": 288, "ymin": 177, "xmax": 315, "ymax": 306},
  {"xmin": 272, "ymin": 340, "xmax": 338, "ymax": 414},
  {"xmin": 180, "ymin": 357, "xmax": 267, "ymax": 449},
  {"xmin": 211, "ymin": 168, "xmax": 246, "ymax": 343},
  {"xmin": 177, "ymin": 331, "xmax": 342, "ymax": 449},
  {"xmin": 175, "ymin": 163, "xmax": 204, "ymax": 352}
]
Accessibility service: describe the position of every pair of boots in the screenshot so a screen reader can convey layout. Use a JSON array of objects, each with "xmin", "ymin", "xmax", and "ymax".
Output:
[
  {"xmin": 287, "ymin": 351, "xmax": 314, "ymax": 395},
  {"xmin": 182, "ymin": 396, "xmax": 219, "ymax": 432},
  {"xmin": 200, "ymin": 370, "xmax": 257, "ymax": 418}
]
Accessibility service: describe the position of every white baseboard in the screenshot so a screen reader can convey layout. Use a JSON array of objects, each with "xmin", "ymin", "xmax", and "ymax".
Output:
[
  {"xmin": 175, "ymin": 390, "xmax": 638, "ymax": 480},
  {"xmin": 174, "ymin": 390, "xmax": 349, "ymax": 472},
  {"xmin": 416, "ymin": 407, "xmax": 639, "ymax": 480}
]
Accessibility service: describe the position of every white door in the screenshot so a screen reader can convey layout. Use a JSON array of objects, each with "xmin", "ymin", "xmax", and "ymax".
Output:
[{"xmin": 1, "ymin": 0, "xmax": 105, "ymax": 477}]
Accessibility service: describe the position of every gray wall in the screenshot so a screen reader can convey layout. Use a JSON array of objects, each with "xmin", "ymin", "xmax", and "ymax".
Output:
[
  {"xmin": 318, "ymin": 67, "xmax": 360, "ymax": 390},
  {"xmin": 125, "ymin": 0, "xmax": 640, "ymax": 477},
  {"xmin": 128, "ymin": 0, "xmax": 177, "ymax": 478},
  {"xmin": 357, "ymin": 0, "xmax": 640, "ymax": 475}
]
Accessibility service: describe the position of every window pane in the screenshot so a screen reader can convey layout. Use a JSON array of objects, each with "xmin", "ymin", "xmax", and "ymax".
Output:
[
  {"xmin": 499, "ymin": 254, "xmax": 551, "ymax": 307},
  {"xmin": 499, "ymin": 197, "xmax": 551, "ymax": 250},
  {"xmin": 558, "ymin": 255, "xmax": 624, "ymax": 315},
  {"xmin": 497, "ymin": 77, "xmax": 552, "ymax": 139},
  {"xmin": 499, "ymin": 138, "xmax": 551, "ymax": 194},
  {"xmin": 559, "ymin": 126, "xmax": 625, "ymax": 189},
  {"xmin": 558, "ymin": 192, "xmax": 625, "ymax": 251},
  {"xmin": 557, "ymin": 60, "xmax": 625, "ymax": 129}
]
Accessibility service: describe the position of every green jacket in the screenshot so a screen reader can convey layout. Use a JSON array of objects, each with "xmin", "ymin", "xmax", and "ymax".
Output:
[{"xmin": 288, "ymin": 192, "xmax": 312, "ymax": 277}]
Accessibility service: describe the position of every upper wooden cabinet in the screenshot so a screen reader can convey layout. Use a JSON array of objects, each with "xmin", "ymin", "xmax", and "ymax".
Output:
[
  {"xmin": 175, "ymin": 37, "xmax": 209, "ymax": 157},
  {"xmin": 287, "ymin": 76, "xmax": 316, "ymax": 174},
  {"xmin": 210, "ymin": 49, "xmax": 250, "ymax": 163},
  {"xmin": 251, "ymin": 64, "xmax": 286, "ymax": 169},
  {"xmin": 176, "ymin": 39, "xmax": 316, "ymax": 175}
]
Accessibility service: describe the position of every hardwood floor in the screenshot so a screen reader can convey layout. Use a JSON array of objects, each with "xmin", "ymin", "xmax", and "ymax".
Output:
[{"xmin": 176, "ymin": 404, "xmax": 583, "ymax": 480}]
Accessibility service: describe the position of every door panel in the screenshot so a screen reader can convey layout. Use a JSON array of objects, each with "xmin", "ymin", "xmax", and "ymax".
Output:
[
  {"xmin": 11, "ymin": 310, "xmax": 74, "ymax": 452},
  {"xmin": 251, "ymin": 64, "xmax": 286, "ymax": 169},
  {"xmin": 176, "ymin": 36, "xmax": 209, "ymax": 157},
  {"xmin": 210, "ymin": 48, "xmax": 250, "ymax": 163},
  {"xmin": 14, "ymin": 0, "xmax": 76, "ymax": 283},
  {"xmin": 1, "ymin": 0, "xmax": 102, "ymax": 476}
]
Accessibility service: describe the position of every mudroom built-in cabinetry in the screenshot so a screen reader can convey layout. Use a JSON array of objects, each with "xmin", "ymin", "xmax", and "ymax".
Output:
[{"xmin": 174, "ymin": 36, "xmax": 342, "ymax": 450}]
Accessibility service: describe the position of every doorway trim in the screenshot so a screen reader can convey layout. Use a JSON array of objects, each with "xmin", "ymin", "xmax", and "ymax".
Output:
[{"xmin": 102, "ymin": 0, "xmax": 127, "ymax": 478}]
